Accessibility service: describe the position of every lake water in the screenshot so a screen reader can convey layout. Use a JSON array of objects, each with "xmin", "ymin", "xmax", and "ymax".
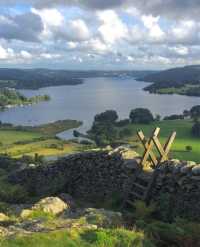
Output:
[{"xmin": 0, "ymin": 77, "xmax": 199, "ymax": 139}]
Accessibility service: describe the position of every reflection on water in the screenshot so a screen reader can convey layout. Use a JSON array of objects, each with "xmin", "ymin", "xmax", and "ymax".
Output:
[{"xmin": 0, "ymin": 77, "xmax": 199, "ymax": 139}]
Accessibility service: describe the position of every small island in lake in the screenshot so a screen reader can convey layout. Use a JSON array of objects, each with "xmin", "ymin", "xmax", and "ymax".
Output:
[{"xmin": 0, "ymin": 87, "xmax": 50, "ymax": 110}]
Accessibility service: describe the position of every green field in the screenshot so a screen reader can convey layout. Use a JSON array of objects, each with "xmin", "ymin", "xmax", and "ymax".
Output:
[
  {"xmin": 0, "ymin": 130, "xmax": 42, "ymax": 145},
  {"xmin": 119, "ymin": 119, "xmax": 200, "ymax": 162},
  {"xmin": 0, "ymin": 120, "xmax": 84, "ymax": 158}
]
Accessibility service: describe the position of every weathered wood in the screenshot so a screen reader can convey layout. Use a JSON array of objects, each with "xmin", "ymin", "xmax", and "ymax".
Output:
[
  {"xmin": 137, "ymin": 128, "xmax": 160, "ymax": 167},
  {"xmin": 124, "ymin": 128, "xmax": 176, "ymax": 209},
  {"xmin": 137, "ymin": 128, "xmax": 176, "ymax": 168}
]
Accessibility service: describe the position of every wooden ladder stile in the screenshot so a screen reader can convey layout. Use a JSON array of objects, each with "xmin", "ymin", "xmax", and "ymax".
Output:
[{"xmin": 124, "ymin": 128, "xmax": 176, "ymax": 208}]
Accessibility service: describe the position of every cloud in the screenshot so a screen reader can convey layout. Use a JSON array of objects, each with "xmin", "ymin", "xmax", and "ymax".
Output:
[
  {"xmin": 32, "ymin": 8, "xmax": 90, "ymax": 42},
  {"xmin": 169, "ymin": 46, "xmax": 189, "ymax": 56},
  {"xmin": 141, "ymin": 15, "xmax": 165, "ymax": 42},
  {"xmin": 2, "ymin": 1, "xmax": 200, "ymax": 20},
  {"xmin": 20, "ymin": 50, "xmax": 33, "ymax": 59},
  {"xmin": 0, "ymin": 12, "xmax": 43, "ymax": 42},
  {"xmin": 97, "ymin": 10, "xmax": 128, "ymax": 44}
]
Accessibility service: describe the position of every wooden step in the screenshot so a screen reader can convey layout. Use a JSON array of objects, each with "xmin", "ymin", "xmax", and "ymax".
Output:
[
  {"xmin": 126, "ymin": 200, "xmax": 135, "ymax": 207},
  {"xmin": 132, "ymin": 182, "xmax": 147, "ymax": 190},
  {"xmin": 129, "ymin": 191, "xmax": 144, "ymax": 199}
]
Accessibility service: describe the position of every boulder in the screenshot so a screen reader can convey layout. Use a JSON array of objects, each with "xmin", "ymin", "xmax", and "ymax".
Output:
[
  {"xmin": 83, "ymin": 208, "xmax": 123, "ymax": 227},
  {"xmin": 32, "ymin": 197, "xmax": 69, "ymax": 215},
  {"xmin": 192, "ymin": 165, "xmax": 200, "ymax": 175},
  {"xmin": 20, "ymin": 209, "xmax": 33, "ymax": 219},
  {"xmin": 0, "ymin": 213, "xmax": 9, "ymax": 222}
]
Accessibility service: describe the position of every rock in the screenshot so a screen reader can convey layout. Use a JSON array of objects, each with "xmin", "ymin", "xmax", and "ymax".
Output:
[
  {"xmin": 32, "ymin": 197, "xmax": 69, "ymax": 215},
  {"xmin": 58, "ymin": 193, "xmax": 75, "ymax": 208},
  {"xmin": 192, "ymin": 165, "xmax": 200, "ymax": 175},
  {"xmin": 83, "ymin": 208, "xmax": 123, "ymax": 228},
  {"xmin": 0, "ymin": 226, "xmax": 9, "ymax": 237},
  {"xmin": 191, "ymin": 176, "xmax": 200, "ymax": 181},
  {"xmin": 180, "ymin": 164, "xmax": 195, "ymax": 174},
  {"xmin": 0, "ymin": 213, "xmax": 9, "ymax": 222},
  {"xmin": 20, "ymin": 209, "xmax": 33, "ymax": 219}
]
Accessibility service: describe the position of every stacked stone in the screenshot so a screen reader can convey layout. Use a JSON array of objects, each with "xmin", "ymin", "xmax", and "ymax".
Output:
[
  {"xmin": 152, "ymin": 160, "xmax": 200, "ymax": 220},
  {"xmin": 9, "ymin": 150, "xmax": 138, "ymax": 203}
]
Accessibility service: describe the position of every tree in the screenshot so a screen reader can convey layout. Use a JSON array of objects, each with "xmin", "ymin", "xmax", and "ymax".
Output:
[
  {"xmin": 129, "ymin": 108, "xmax": 154, "ymax": 124},
  {"xmin": 94, "ymin": 110, "xmax": 118, "ymax": 123},
  {"xmin": 190, "ymin": 105, "xmax": 200, "ymax": 122},
  {"xmin": 185, "ymin": 145, "xmax": 192, "ymax": 152},
  {"xmin": 155, "ymin": 114, "xmax": 161, "ymax": 121},
  {"xmin": 183, "ymin": 109, "xmax": 190, "ymax": 118},
  {"xmin": 192, "ymin": 122, "xmax": 200, "ymax": 137},
  {"xmin": 89, "ymin": 121, "xmax": 118, "ymax": 147}
]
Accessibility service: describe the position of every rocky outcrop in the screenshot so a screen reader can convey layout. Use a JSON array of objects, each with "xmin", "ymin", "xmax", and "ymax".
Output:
[{"xmin": 20, "ymin": 197, "xmax": 69, "ymax": 218}]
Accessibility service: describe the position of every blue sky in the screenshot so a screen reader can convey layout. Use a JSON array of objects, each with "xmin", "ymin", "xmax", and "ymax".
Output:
[{"xmin": 0, "ymin": 0, "xmax": 200, "ymax": 70}]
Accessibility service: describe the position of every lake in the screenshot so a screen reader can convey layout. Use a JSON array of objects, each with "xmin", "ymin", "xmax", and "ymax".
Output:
[{"xmin": 0, "ymin": 77, "xmax": 199, "ymax": 139}]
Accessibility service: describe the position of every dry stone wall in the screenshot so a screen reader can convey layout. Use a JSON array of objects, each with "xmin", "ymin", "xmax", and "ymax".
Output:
[
  {"xmin": 9, "ymin": 150, "xmax": 140, "ymax": 202},
  {"xmin": 152, "ymin": 159, "xmax": 200, "ymax": 220},
  {"xmin": 9, "ymin": 150, "xmax": 200, "ymax": 220}
]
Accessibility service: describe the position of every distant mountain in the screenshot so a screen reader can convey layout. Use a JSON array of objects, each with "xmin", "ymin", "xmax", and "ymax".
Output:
[
  {"xmin": 140, "ymin": 65, "xmax": 200, "ymax": 96},
  {"xmin": 0, "ymin": 68, "xmax": 155, "ymax": 90}
]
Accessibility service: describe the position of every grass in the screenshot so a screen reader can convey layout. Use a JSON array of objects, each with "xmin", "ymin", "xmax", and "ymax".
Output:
[
  {"xmin": 153, "ymin": 84, "xmax": 200, "ymax": 96},
  {"xmin": 1, "ymin": 139, "xmax": 81, "ymax": 158},
  {"xmin": 0, "ymin": 130, "xmax": 42, "ymax": 145},
  {"xmin": 0, "ymin": 120, "xmax": 83, "ymax": 158},
  {"xmin": 0, "ymin": 228, "xmax": 153, "ymax": 247},
  {"xmin": 119, "ymin": 119, "xmax": 200, "ymax": 162}
]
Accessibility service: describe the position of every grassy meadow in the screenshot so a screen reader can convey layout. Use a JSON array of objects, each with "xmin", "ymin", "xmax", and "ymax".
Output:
[{"xmin": 0, "ymin": 120, "xmax": 84, "ymax": 158}]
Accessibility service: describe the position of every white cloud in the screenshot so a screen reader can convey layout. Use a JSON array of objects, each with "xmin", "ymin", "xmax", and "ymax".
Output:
[
  {"xmin": 97, "ymin": 10, "xmax": 128, "ymax": 44},
  {"xmin": 171, "ymin": 20, "xmax": 197, "ymax": 42},
  {"xmin": 20, "ymin": 50, "xmax": 32, "ymax": 59},
  {"xmin": 32, "ymin": 8, "xmax": 64, "ymax": 27},
  {"xmin": 142, "ymin": 15, "xmax": 165, "ymax": 41},
  {"xmin": 67, "ymin": 41, "xmax": 77, "ymax": 49},
  {"xmin": 0, "ymin": 45, "xmax": 9, "ymax": 59},
  {"xmin": 127, "ymin": 55, "xmax": 134, "ymax": 62},
  {"xmin": 40, "ymin": 53, "xmax": 61, "ymax": 59},
  {"xmin": 68, "ymin": 19, "xmax": 90, "ymax": 41},
  {"xmin": 170, "ymin": 46, "xmax": 189, "ymax": 56},
  {"xmin": 84, "ymin": 38, "xmax": 110, "ymax": 53}
]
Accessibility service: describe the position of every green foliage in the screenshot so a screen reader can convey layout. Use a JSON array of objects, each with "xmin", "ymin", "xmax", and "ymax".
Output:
[
  {"xmin": 143, "ymin": 219, "xmax": 200, "ymax": 247},
  {"xmin": 119, "ymin": 128, "xmax": 132, "ymax": 138},
  {"xmin": 155, "ymin": 193, "xmax": 174, "ymax": 222},
  {"xmin": 185, "ymin": 145, "xmax": 192, "ymax": 152},
  {"xmin": 23, "ymin": 210, "xmax": 55, "ymax": 221},
  {"xmin": 129, "ymin": 108, "xmax": 154, "ymax": 124},
  {"xmin": 0, "ymin": 228, "xmax": 153, "ymax": 247},
  {"xmin": 142, "ymin": 65, "xmax": 200, "ymax": 97},
  {"xmin": 192, "ymin": 121, "xmax": 200, "ymax": 137},
  {"xmin": 114, "ymin": 119, "xmax": 130, "ymax": 127},
  {"xmin": 133, "ymin": 201, "xmax": 156, "ymax": 221},
  {"xmin": 190, "ymin": 105, "xmax": 200, "ymax": 121},
  {"xmin": 0, "ymin": 88, "xmax": 50, "ymax": 109},
  {"xmin": 0, "ymin": 202, "xmax": 11, "ymax": 215},
  {"xmin": 0, "ymin": 180, "xmax": 28, "ymax": 204},
  {"xmin": 164, "ymin": 114, "xmax": 184, "ymax": 120},
  {"xmin": 94, "ymin": 110, "xmax": 118, "ymax": 123},
  {"xmin": 89, "ymin": 122, "xmax": 118, "ymax": 147}
]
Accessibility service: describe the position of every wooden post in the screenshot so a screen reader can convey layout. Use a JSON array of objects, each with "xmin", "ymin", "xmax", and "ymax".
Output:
[{"xmin": 137, "ymin": 128, "xmax": 176, "ymax": 168}]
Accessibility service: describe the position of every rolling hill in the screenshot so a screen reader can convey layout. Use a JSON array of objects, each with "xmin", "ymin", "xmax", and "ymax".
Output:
[
  {"xmin": 0, "ymin": 68, "xmax": 155, "ymax": 90},
  {"xmin": 140, "ymin": 65, "xmax": 200, "ymax": 96}
]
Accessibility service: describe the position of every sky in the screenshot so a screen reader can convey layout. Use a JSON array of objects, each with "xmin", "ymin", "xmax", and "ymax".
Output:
[{"xmin": 0, "ymin": 0, "xmax": 200, "ymax": 70}]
